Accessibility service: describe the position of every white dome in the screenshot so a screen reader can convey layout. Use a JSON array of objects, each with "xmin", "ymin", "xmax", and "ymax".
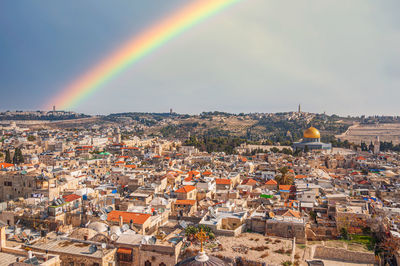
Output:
[
  {"xmin": 109, "ymin": 226, "xmax": 122, "ymax": 236},
  {"xmin": 88, "ymin": 222, "xmax": 108, "ymax": 233}
]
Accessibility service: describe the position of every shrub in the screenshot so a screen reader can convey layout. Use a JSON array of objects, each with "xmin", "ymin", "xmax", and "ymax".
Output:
[{"xmin": 274, "ymin": 248, "xmax": 285, "ymax": 254}]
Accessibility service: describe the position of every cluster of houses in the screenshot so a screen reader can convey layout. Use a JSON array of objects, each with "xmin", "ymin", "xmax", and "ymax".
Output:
[{"xmin": 0, "ymin": 122, "xmax": 399, "ymax": 265}]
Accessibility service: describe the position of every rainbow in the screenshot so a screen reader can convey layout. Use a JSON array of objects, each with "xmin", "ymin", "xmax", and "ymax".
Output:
[{"xmin": 45, "ymin": 0, "xmax": 240, "ymax": 110}]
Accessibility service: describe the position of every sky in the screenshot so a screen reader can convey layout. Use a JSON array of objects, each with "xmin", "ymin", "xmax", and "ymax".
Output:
[{"xmin": 1, "ymin": 0, "xmax": 400, "ymax": 116}]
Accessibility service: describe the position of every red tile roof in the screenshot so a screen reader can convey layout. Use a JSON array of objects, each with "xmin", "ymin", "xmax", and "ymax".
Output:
[
  {"xmin": 242, "ymin": 178, "xmax": 257, "ymax": 185},
  {"xmin": 282, "ymin": 209, "xmax": 301, "ymax": 218},
  {"xmin": 0, "ymin": 163, "xmax": 13, "ymax": 169},
  {"xmin": 265, "ymin": 179, "xmax": 277, "ymax": 185},
  {"xmin": 175, "ymin": 199, "xmax": 196, "ymax": 205},
  {"xmin": 107, "ymin": 211, "xmax": 151, "ymax": 225},
  {"xmin": 188, "ymin": 170, "xmax": 200, "ymax": 176},
  {"xmin": 202, "ymin": 171, "xmax": 212, "ymax": 176},
  {"xmin": 279, "ymin": 185, "xmax": 293, "ymax": 191},
  {"xmin": 215, "ymin": 178, "xmax": 231, "ymax": 185},
  {"xmin": 175, "ymin": 185, "xmax": 196, "ymax": 193},
  {"xmin": 184, "ymin": 176, "xmax": 193, "ymax": 182},
  {"xmin": 62, "ymin": 194, "xmax": 81, "ymax": 202}
]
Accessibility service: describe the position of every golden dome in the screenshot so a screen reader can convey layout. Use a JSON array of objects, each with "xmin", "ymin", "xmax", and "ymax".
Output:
[{"xmin": 303, "ymin": 127, "xmax": 320, "ymax": 139}]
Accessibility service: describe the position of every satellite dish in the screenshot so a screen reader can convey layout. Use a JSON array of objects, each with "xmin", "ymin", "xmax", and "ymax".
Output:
[
  {"xmin": 100, "ymin": 214, "xmax": 107, "ymax": 221},
  {"xmin": 121, "ymin": 224, "xmax": 129, "ymax": 232},
  {"xmin": 208, "ymin": 207, "xmax": 217, "ymax": 219},
  {"xmin": 106, "ymin": 206, "xmax": 113, "ymax": 213},
  {"xmin": 110, "ymin": 233, "xmax": 118, "ymax": 241},
  {"xmin": 89, "ymin": 244, "xmax": 97, "ymax": 254},
  {"xmin": 101, "ymin": 243, "xmax": 107, "ymax": 249},
  {"xmin": 179, "ymin": 221, "xmax": 188, "ymax": 229}
]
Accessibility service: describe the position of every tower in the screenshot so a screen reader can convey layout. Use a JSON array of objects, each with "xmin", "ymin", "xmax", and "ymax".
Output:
[
  {"xmin": 52, "ymin": 106, "xmax": 56, "ymax": 112},
  {"xmin": 298, "ymin": 104, "xmax": 301, "ymax": 114},
  {"xmin": 115, "ymin": 128, "xmax": 121, "ymax": 144},
  {"xmin": 374, "ymin": 136, "xmax": 380, "ymax": 154}
]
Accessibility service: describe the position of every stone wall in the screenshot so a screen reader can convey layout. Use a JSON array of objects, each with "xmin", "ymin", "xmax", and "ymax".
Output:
[
  {"xmin": 168, "ymin": 216, "xmax": 202, "ymax": 223},
  {"xmin": 312, "ymin": 246, "xmax": 376, "ymax": 264},
  {"xmin": 214, "ymin": 224, "xmax": 246, "ymax": 237},
  {"xmin": 247, "ymin": 217, "xmax": 266, "ymax": 234}
]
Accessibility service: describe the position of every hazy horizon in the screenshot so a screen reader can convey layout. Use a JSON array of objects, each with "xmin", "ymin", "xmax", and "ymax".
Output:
[{"xmin": 1, "ymin": 0, "xmax": 400, "ymax": 116}]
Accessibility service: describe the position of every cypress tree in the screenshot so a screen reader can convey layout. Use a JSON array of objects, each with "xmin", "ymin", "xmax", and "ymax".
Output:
[
  {"xmin": 5, "ymin": 150, "xmax": 11, "ymax": 163},
  {"xmin": 12, "ymin": 148, "xmax": 24, "ymax": 164},
  {"xmin": 17, "ymin": 149, "xmax": 24, "ymax": 163},
  {"xmin": 12, "ymin": 148, "xmax": 18, "ymax": 164}
]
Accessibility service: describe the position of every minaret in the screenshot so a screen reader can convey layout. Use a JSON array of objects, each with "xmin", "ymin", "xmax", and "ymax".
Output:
[
  {"xmin": 115, "ymin": 128, "xmax": 121, "ymax": 143},
  {"xmin": 298, "ymin": 104, "xmax": 301, "ymax": 114},
  {"xmin": 374, "ymin": 136, "xmax": 380, "ymax": 154}
]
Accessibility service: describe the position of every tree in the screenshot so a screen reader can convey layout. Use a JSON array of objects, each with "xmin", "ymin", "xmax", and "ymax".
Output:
[
  {"xmin": 340, "ymin": 227, "xmax": 349, "ymax": 240},
  {"xmin": 184, "ymin": 225, "xmax": 215, "ymax": 241},
  {"xmin": 304, "ymin": 145, "xmax": 310, "ymax": 153},
  {"xmin": 5, "ymin": 150, "xmax": 11, "ymax": 163},
  {"xmin": 309, "ymin": 210, "xmax": 317, "ymax": 223},
  {"xmin": 27, "ymin": 135, "xmax": 36, "ymax": 141},
  {"xmin": 12, "ymin": 148, "xmax": 24, "ymax": 164},
  {"xmin": 275, "ymin": 166, "xmax": 294, "ymax": 185}
]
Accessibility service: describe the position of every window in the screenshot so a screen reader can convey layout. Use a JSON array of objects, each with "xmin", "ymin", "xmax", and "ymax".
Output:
[
  {"xmin": 4, "ymin": 181, "xmax": 12, "ymax": 186},
  {"xmin": 145, "ymin": 261, "xmax": 151, "ymax": 266},
  {"xmin": 267, "ymin": 224, "xmax": 273, "ymax": 229},
  {"xmin": 117, "ymin": 248, "xmax": 133, "ymax": 262},
  {"xmin": 159, "ymin": 263, "xmax": 166, "ymax": 266}
]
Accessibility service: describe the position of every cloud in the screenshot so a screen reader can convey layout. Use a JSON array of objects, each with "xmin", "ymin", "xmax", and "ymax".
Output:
[{"xmin": 2, "ymin": 0, "xmax": 399, "ymax": 115}]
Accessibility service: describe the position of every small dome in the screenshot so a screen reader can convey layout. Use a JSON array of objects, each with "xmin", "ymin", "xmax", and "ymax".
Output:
[
  {"xmin": 303, "ymin": 127, "xmax": 320, "ymax": 139},
  {"xmin": 176, "ymin": 253, "xmax": 226, "ymax": 266},
  {"xmin": 109, "ymin": 226, "xmax": 122, "ymax": 236},
  {"xmin": 69, "ymin": 228, "xmax": 98, "ymax": 240},
  {"xmin": 88, "ymin": 222, "xmax": 108, "ymax": 233}
]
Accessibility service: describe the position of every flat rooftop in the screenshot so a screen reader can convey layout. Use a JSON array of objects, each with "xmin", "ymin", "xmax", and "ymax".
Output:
[{"xmin": 30, "ymin": 238, "xmax": 114, "ymax": 258}]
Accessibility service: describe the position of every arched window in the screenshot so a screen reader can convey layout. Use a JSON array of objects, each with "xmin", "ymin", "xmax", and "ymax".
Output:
[
  {"xmin": 145, "ymin": 261, "xmax": 151, "ymax": 266},
  {"xmin": 159, "ymin": 263, "xmax": 166, "ymax": 266}
]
